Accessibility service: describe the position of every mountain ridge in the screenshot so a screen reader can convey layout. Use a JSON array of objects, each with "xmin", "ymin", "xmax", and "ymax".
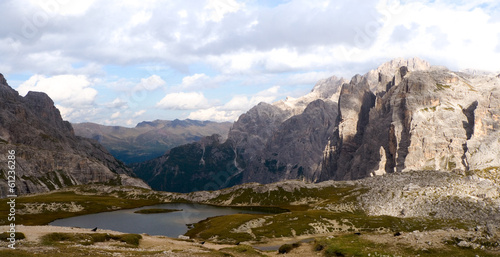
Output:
[
  {"xmin": 133, "ymin": 57, "xmax": 500, "ymax": 193},
  {"xmin": 73, "ymin": 119, "xmax": 232, "ymax": 164}
]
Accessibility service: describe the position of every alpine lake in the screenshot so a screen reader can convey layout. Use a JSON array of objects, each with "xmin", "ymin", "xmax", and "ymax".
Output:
[{"xmin": 49, "ymin": 203, "xmax": 285, "ymax": 237}]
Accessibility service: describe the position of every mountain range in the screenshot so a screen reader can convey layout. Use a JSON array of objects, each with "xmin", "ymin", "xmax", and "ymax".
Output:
[
  {"xmin": 132, "ymin": 57, "xmax": 500, "ymax": 193},
  {"xmin": 1, "ymin": 57, "xmax": 499, "ymax": 197},
  {"xmin": 72, "ymin": 120, "xmax": 232, "ymax": 164}
]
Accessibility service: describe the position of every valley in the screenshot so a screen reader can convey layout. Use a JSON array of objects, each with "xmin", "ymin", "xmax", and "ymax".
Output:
[{"xmin": 1, "ymin": 169, "xmax": 499, "ymax": 256}]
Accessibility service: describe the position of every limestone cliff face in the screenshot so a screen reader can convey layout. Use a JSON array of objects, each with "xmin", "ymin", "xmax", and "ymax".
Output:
[
  {"xmin": 227, "ymin": 102, "xmax": 292, "ymax": 167},
  {"xmin": 133, "ymin": 58, "xmax": 499, "ymax": 193},
  {"xmin": 0, "ymin": 74, "xmax": 149, "ymax": 197},
  {"xmin": 245, "ymin": 99, "xmax": 338, "ymax": 183},
  {"xmin": 321, "ymin": 62, "xmax": 500, "ymax": 181},
  {"xmin": 320, "ymin": 75, "xmax": 376, "ymax": 180}
]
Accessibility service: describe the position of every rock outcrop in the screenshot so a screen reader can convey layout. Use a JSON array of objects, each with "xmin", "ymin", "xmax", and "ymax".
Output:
[{"xmin": 0, "ymin": 74, "xmax": 149, "ymax": 197}]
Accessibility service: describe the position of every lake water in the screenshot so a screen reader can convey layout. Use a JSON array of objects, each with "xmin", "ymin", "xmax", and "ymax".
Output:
[{"xmin": 50, "ymin": 203, "xmax": 279, "ymax": 237}]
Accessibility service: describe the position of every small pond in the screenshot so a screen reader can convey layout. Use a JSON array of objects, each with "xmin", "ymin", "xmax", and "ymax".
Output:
[{"xmin": 50, "ymin": 203, "xmax": 283, "ymax": 237}]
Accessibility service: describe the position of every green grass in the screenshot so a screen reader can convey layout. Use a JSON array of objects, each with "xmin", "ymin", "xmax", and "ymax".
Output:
[
  {"xmin": 313, "ymin": 234, "xmax": 499, "ymax": 257},
  {"xmin": 0, "ymin": 190, "xmax": 162, "ymax": 225},
  {"xmin": 421, "ymin": 106, "xmax": 437, "ymax": 112},
  {"xmin": 0, "ymin": 247, "xmax": 165, "ymax": 257},
  {"xmin": 134, "ymin": 208, "xmax": 182, "ymax": 214},
  {"xmin": 41, "ymin": 232, "xmax": 142, "ymax": 247},
  {"xmin": 220, "ymin": 245, "xmax": 266, "ymax": 256},
  {"xmin": 185, "ymin": 213, "xmax": 262, "ymax": 243},
  {"xmin": 206, "ymin": 185, "xmax": 365, "ymax": 211},
  {"xmin": 448, "ymin": 161, "xmax": 457, "ymax": 170},
  {"xmin": 435, "ymin": 83, "xmax": 451, "ymax": 91},
  {"xmin": 0, "ymin": 232, "xmax": 25, "ymax": 241},
  {"xmin": 184, "ymin": 209, "xmax": 469, "ymax": 243},
  {"xmin": 278, "ymin": 242, "xmax": 300, "ymax": 254}
]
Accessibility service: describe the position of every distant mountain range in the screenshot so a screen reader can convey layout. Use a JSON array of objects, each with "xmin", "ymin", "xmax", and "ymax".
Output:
[
  {"xmin": 72, "ymin": 120, "xmax": 232, "ymax": 164},
  {"xmin": 0, "ymin": 74, "xmax": 148, "ymax": 197},
  {"xmin": 132, "ymin": 57, "xmax": 500, "ymax": 193}
]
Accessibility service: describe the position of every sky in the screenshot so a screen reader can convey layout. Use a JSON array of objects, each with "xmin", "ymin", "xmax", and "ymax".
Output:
[{"xmin": 1, "ymin": 0, "xmax": 500, "ymax": 127}]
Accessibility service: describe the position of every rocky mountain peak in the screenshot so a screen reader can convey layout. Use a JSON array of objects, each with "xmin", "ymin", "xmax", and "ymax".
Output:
[
  {"xmin": 365, "ymin": 57, "xmax": 431, "ymax": 93},
  {"xmin": 310, "ymin": 75, "xmax": 346, "ymax": 98},
  {"xmin": 0, "ymin": 73, "xmax": 7, "ymax": 85},
  {"xmin": 23, "ymin": 91, "xmax": 74, "ymax": 135},
  {"xmin": 377, "ymin": 57, "xmax": 430, "ymax": 73},
  {"xmin": 274, "ymin": 75, "xmax": 346, "ymax": 116}
]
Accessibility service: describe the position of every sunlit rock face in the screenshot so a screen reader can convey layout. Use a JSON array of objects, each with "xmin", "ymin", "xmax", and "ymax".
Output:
[{"xmin": 321, "ymin": 59, "xmax": 500, "ymax": 181}]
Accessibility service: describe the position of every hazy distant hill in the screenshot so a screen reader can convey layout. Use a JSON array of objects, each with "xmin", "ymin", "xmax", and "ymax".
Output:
[{"xmin": 72, "ymin": 119, "xmax": 232, "ymax": 164}]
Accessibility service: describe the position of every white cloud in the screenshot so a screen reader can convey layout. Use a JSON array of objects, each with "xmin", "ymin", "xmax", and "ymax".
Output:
[
  {"xmin": 130, "ymin": 10, "xmax": 152, "ymax": 26},
  {"xmin": 55, "ymin": 105, "xmax": 73, "ymax": 119},
  {"xmin": 187, "ymin": 107, "xmax": 241, "ymax": 122},
  {"xmin": 223, "ymin": 86, "xmax": 280, "ymax": 110},
  {"xmin": 106, "ymin": 97, "xmax": 128, "ymax": 108},
  {"xmin": 156, "ymin": 92, "xmax": 210, "ymax": 110},
  {"xmin": 178, "ymin": 10, "xmax": 188, "ymax": 18},
  {"xmin": 134, "ymin": 75, "xmax": 166, "ymax": 91},
  {"xmin": 32, "ymin": 0, "xmax": 97, "ymax": 16},
  {"xmin": 187, "ymin": 85, "xmax": 282, "ymax": 122},
  {"xmin": 3, "ymin": 0, "xmax": 500, "ymax": 77},
  {"xmin": 133, "ymin": 110, "xmax": 147, "ymax": 118},
  {"xmin": 204, "ymin": 0, "xmax": 242, "ymax": 22},
  {"xmin": 179, "ymin": 73, "xmax": 210, "ymax": 89},
  {"xmin": 4, "ymin": 0, "xmax": 500, "ymax": 126},
  {"xmin": 111, "ymin": 111, "xmax": 121, "ymax": 119},
  {"xmin": 55, "ymin": 104, "xmax": 99, "ymax": 122},
  {"xmin": 17, "ymin": 74, "xmax": 97, "ymax": 106}
]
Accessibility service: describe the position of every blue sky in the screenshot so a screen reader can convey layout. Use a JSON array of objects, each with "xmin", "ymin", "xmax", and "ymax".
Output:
[{"xmin": 1, "ymin": 0, "xmax": 500, "ymax": 126}]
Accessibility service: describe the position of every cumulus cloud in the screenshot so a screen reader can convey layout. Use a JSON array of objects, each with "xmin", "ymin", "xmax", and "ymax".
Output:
[
  {"xmin": 134, "ymin": 75, "xmax": 166, "ymax": 91},
  {"xmin": 204, "ymin": 0, "xmax": 242, "ymax": 22},
  {"xmin": 4, "ymin": 0, "xmax": 500, "ymax": 125},
  {"xmin": 390, "ymin": 24, "xmax": 418, "ymax": 43},
  {"xmin": 106, "ymin": 97, "xmax": 128, "ymax": 108},
  {"xmin": 133, "ymin": 110, "xmax": 147, "ymax": 118},
  {"xmin": 111, "ymin": 111, "xmax": 121, "ymax": 119},
  {"xmin": 187, "ymin": 107, "xmax": 241, "ymax": 122},
  {"xmin": 187, "ymin": 85, "xmax": 282, "ymax": 122},
  {"xmin": 3, "ymin": 0, "xmax": 500, "ymax": 77},
  {"xmin": 17, "ymin": 74, "xmax": 97, "ymax": 106},
  {"xmin": 156, "ymin": 92, "xmax": 210, "ymax": 110},
  {"xmin": 222, "ymin": 86, "xmax": 280, "ymax": 110},
  {"xmin": 178, "ymin": 73, "xmax": 210, "ymax": 89}
]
